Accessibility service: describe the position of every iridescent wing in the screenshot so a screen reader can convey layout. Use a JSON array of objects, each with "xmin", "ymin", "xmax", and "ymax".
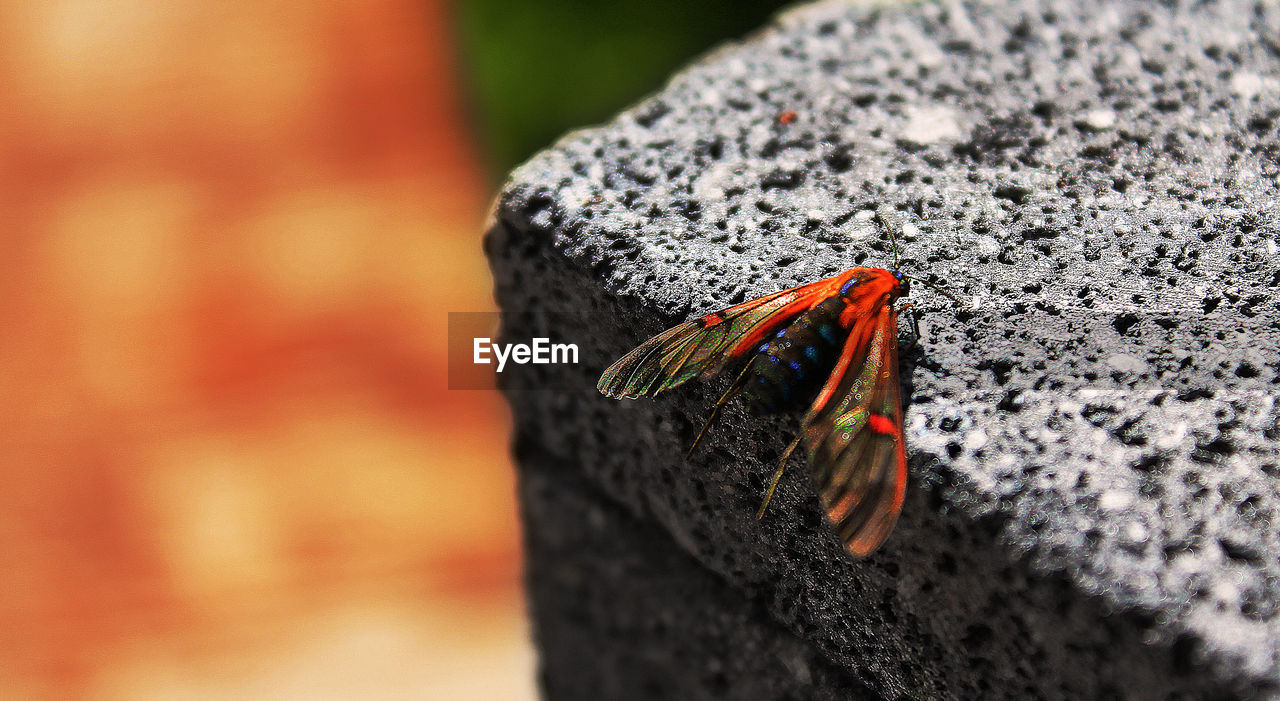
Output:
[
  {"xmin": 598, "ymin": 276, "xmax": 847, "ymax": 399},
  {"xmin": 799, "ymin": 300, "xmax": 906, "ymax": 557}
]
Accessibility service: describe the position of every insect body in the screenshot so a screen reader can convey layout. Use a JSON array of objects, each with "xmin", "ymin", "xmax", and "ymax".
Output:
[
  {"xmin": 740, "ymin": 296, "xmax": 847, "ymax": 415},
  {"xmin": 598, "ymin": 267, "xmax": 911, "ymax": 557}
]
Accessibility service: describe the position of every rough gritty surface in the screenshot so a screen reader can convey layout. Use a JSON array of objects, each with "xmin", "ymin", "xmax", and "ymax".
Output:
[{"xmin": 486, "ymin": 0, "xmax": 1280, "ymax": 698}]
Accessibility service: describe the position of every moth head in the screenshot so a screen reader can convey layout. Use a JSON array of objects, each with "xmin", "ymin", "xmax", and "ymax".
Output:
[{"xmin": 891, "ymin": 268, "xmax": 909, "ymax": 295}]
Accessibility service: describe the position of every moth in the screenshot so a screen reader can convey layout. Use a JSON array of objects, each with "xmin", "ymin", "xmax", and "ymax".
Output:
[{"xmin": 598, "ymin": 265, "xmax": 949, "ymax": 557}]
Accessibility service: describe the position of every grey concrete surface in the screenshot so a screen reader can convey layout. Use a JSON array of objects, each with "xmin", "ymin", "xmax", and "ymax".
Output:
[{"xmin": 486, "ymin": 0, "xmax": 1280, "ymax": 697}]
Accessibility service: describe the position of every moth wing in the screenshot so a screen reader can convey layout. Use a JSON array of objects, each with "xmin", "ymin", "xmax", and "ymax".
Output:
[
  {"xmin": 598, "ymin": 277, "xmax": 844, "ymax": 399},
  {"xmin": 799, "ymin": 301, "xmax": 906, "ymax": 558}
]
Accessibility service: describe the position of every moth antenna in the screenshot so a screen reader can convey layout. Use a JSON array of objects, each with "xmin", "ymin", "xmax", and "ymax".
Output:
[
  {"xmin": 899, "ymin": 273, "xmax": 963, "ymax": 305},
  {"xmin": 873, "ymin": 212, "xmax": 905, "ymax": 271},
  {"xmin": 871, "ymin": 214, "xmax": 962, "ymax": 305}
]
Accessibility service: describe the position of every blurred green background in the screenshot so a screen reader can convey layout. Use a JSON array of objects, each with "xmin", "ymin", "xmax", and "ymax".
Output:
[{"xmin": 456, "ymin": 0, "xmax": 795, "ymax": 179}]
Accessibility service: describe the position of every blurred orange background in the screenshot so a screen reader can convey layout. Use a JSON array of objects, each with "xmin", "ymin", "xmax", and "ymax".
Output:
[{"xmin": 0, "ymin": 1, "xmax": 531, "ymax": 698}]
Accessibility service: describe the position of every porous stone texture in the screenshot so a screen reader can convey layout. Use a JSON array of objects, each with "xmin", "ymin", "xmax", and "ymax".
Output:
[{"xmin": 486, "ymin": 0, "xmax": 1280, "ymax": 698}]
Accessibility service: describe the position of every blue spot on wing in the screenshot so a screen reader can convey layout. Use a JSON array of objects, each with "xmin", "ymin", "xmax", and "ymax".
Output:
[{"xmin": 805, "ymin": 346, "xmax": 821, "ymax": 362}]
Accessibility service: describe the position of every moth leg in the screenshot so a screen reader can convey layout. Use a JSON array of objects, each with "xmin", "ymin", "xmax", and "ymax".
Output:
[
  {"xmin": 756, "ymin": 433, "xmax": 802, "ymax": 519},
  {"xmin": 686, "ymin": 364, "xmax": 752, "ymax": 458},
  {"xmin": 898, "ymin": 302, "xmax": 920, "ymax": 351}
]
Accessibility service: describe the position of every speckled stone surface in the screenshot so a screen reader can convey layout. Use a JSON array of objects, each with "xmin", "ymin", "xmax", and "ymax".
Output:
[{"xmin": 486, "ymin": 0, "xmax": 1280, "ymax": 698}]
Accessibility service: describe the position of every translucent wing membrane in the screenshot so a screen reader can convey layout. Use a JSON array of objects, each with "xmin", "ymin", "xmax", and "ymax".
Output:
[
  {"xmin": 799, "ymin": 300, "xmax": 906, "ymax": 557},
  {"xmin": 597, "ymin": 279, "xmax": 844, "ymax": 399}
]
